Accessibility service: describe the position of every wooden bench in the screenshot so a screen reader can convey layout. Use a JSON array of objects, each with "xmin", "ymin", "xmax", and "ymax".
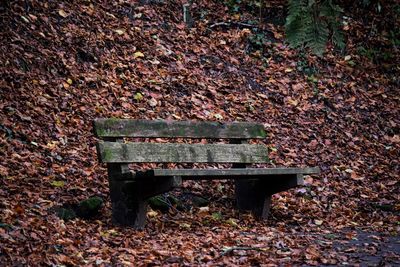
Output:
[{"xmin": 94, "ymin": 119, "xmax": 320, "ymax": 228}]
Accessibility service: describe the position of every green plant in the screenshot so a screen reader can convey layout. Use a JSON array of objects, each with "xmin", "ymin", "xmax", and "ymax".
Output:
[
  {"xmin": 389, "ymin": 29, "xmax": 400, "ymax": 47},
  {"xmin": 248, "ymin": 32, "xmax": 265, "ymax": 50},
  {"xmin": 285, "ymin": 0, "xmax": 345, "ymax": 55},
  {"xmin": 357, "ymin": 46, "xmax": 394, "ymax": 63},
  {"xmin": 296, "ymin": 52, "xmax": 317, "ymax": 75},
  {"xmin": 357, "ymin": 46, "xmax": 375, "ymax": 60},
  {"xmin": 225, "ymin": 0, "xmax": 242, "ymax": 12}
]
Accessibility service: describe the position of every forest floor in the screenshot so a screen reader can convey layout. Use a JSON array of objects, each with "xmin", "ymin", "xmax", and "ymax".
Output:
[{"xmin": 0, "ymin": 0, "xmax": 399, "ymax": 265}]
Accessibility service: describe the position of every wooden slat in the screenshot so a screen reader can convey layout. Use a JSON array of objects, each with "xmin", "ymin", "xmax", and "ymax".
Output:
[
  {"xmin": 148, "ymin": 167, "xmax": 320, "ymax": 177},
  {"xmin": 94, "ymin": 119, "xmax": 266, "ymax": 139},
  {"xmin": 97, "ymin": 142, "xmax": 268, "ymax": 163}
]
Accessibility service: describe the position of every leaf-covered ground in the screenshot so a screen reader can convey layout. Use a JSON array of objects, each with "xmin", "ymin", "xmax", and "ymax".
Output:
[{"xmin": 0, "ymin": 0, "xmax": 399, "ymax": 265}]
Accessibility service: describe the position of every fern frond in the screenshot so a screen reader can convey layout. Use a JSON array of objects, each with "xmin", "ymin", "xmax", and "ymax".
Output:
[
  {"xmin": 285, "ymin": 0, "xmax": 345, "ymax": 55},
  {"xmin": 305, "ymin": 20, "xmax": 329, "ymax": 55},
  {"xmin": 286, "ymin": 0, "xmax": 306, "ymax": 20}
]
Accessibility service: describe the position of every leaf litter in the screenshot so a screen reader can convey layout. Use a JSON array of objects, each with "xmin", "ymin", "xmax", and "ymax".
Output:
[{"xmin": 0, "ymin": 0, "xmax": 399, "ymax": 265}]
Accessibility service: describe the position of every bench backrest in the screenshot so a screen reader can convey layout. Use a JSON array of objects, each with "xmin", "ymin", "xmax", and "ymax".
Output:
[{"xmin": 94, "ymin": 119, "xmax": 268, "ymax": 164}]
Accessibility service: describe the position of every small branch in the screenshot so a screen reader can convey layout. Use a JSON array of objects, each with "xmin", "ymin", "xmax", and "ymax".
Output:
[{"xmin": 209, "ymin": 21, "xmax": 261, "ymax": 30}]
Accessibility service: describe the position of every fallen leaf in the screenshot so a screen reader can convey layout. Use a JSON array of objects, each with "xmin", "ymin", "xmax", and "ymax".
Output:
[
  {"xmin": 114, "ymin": 29, "xmax": 125, "ymax": 35},
  {"xmin": 28, "ymin": 14, "xmax": 38, "ymax": 21},
  {"xmin": 314, "ymin": 219, "xmax": 323, "ymax": 226},
  {"xmin": 147, "ymin": 210, "xmax": 158, "ymax": 217},
  {"xmin": 226, "ymin": 218, "xmax": 239, "ymax": 227},
  {"xmin": 47, "ymin": 141, "xmax": 58, "ymax": 149},
  {"xmin": 179, "ymin": 223, "xmax": 191, "ymax": 229},
  {"xmin": 133, "ymin": 51, "xmax": 145, "ymax": 58},
  {"xmin": 50, "ymin": 181, "xmax": 65, "ymax": 187},
  {"xmin": 212, "ymin": 212, "xmax": 222, "ymax": 221},
  {"xmin": 198, "ymin": 206, "xmax": 209, "ymax": 214},
  {"xmin": 134, "ymin": 92, "xmax": 143, "ymax": 101},
  {"xmin": 20, "ymin": 16, "xmax": 30, "ymax": 23},
  {"xmin": 273, "ymin": 32, "xmax": 283, "ymax": 39},
  {"xmin": 14, "ymin": 205, "xmax": 25, "ymax": 215},
  {"xmin": 214, "ymin": 114, "xmax": 223, "ymax": 120},
  {"xmin": 288, "ymin": 98, "xmax": 299, "ymax": 106},
  {"xmin": 58, "ymin": 10, "xmax": 68, "ymax": 18},
  {"xmin": 351, "ymin": 172, "xmax": 364, "ymax": 180},
  {"xmin": 148, "ymin": 98, "xmax": 157, "ymax": 107}
]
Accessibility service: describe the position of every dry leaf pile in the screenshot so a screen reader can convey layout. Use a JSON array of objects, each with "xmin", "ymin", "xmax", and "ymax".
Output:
[{"xmin": 0, "ymin": 0, "xmax": 399, "ymax": 265}]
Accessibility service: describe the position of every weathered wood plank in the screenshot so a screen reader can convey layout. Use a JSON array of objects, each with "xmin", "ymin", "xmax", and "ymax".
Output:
[
  {"xmin": 94, "ymin": 119, "xmax": 266, "ymax": 139},
  {"xmin": 149, "ymin": 167, "xmax": 320, "ymax": 177},
  {"xmin": 97, "ymin": 142, "xmax": 269, "ymax": 163}
]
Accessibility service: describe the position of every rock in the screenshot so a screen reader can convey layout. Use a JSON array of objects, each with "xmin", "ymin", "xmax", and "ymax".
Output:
[
  {"xmin": 167, "ymin": 195, "xmax": 185, "ymax": 210},
  {"xmin": 53, "ymin": 197, "xmax": 103, "ymax": 221},
  {"xmin": 77, "ymin": 197, "xmax": 103, "ymax": 218},
  {"xmin": 148, "ymin": 195, "xmax": 170, "ymax": 212},
  {"xmin": 148, "ymin": 194, "xmax": 186, "ymax": 212},
  {"xmin": 148, "ymin": 193, "xmax": 209, "ymax": 213},
  {"xmin": 191, "ymin": 195, "xmax": 209, "ymax": 207},
  {"xmin": 55, "ymin": 207, "xmax": 77, "ymax": 221}
]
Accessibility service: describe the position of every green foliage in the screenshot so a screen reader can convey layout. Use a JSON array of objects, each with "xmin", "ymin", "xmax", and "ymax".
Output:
[
  {"xmin": 225, "ymin": 0, "xmax": 242, "ymax": 12},
  {"xmin": 296, "ymin": 52, "xmax": 317, "ymax": 75},
  {"xmin": 0, "ymin": 222, "xmax": 14, "ymax": 230},
  {"xmin": 55, "ymin": 207, "xmax": 77, "ymax": 221},
  {"xmin": 359, "ymin": 0, "xmax": 382, "ymax": 12},
  {"xmin": 148, "ymin": 195, "xmax": 171, "ymax": 212},
  {"xmin": 77, "ymin": 197, "xmax": 103, "ymax": 218},
  {"xmin": 285, "ymin": 0, "xmax": 345, "ymax": 55},
  {"xmin": 224, "ymin": 0, "xmax": 262, "ymax": 13},
  {"xmin": 357, "ymin": 46, "xmax": 394, "ymax": 63},
  {"xmin": 389, "ymin": 29, "xmax": 400, "ymax": 48},
  {"xmin": 248, "ymin": 32, "xmax": 266, "ymax": 50}
]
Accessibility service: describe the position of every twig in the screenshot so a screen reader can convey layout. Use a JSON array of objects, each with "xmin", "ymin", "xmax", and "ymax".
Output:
[
  {"xmin": 209, "ymin": 21, "xmax": 261, "ymax": 30},
  {"xmin": 158, "ymin": 196, "xmax": 180, "ymax": 213}
]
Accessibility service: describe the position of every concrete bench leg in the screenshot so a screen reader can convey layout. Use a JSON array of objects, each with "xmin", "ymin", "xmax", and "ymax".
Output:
[
  {"xmin": 108, "ymin": 176, "xmax": 182, "ymax": 229},
  {"xmin": 109, "ymin": 180, "xmax": 147, "ymax": 229},
  {"xmin": 235, "ymin": 174, "xmax": 304, "ymax": 220},
  {"xmin": 235, "ymin": 179, "xmax": 272, "ymax": 219}
]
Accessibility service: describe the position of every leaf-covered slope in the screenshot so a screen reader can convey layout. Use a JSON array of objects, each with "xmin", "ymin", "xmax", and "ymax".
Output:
[{"xmin": 0, "ymin": 0, "xmax": 399, "ymax": 265}]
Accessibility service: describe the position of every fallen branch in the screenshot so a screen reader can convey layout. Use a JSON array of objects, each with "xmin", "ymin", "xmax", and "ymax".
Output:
[{"xmin": 209, "ymin": 21, "xmax": 261, "ymax": 30}]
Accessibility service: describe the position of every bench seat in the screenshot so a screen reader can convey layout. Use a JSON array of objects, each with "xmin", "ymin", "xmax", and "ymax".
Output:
[{"xmin": 139, "ymin": 167, "xmax": 319, "ymax": 179}]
